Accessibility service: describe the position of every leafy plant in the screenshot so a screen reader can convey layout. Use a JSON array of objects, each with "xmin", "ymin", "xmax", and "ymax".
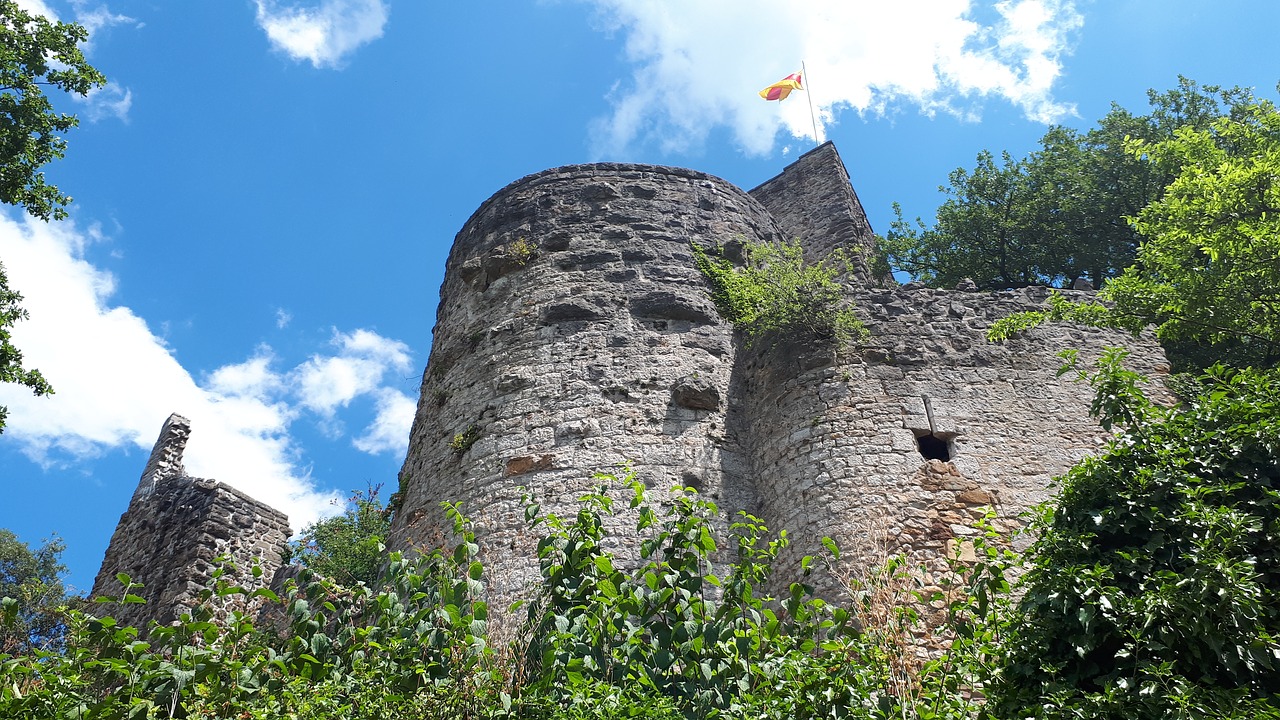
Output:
[
  {"xmin": 987, "ymin": 95, "xmax": 1280, "ymax": 372},
  {"xmin": 694, "ymin": 239, "xmax": 867, "ymax": 348},
  {"xmin": 451, "ymin": 424, "xmax": 481, "ymax": 455},
  {"xmin": 293, "ymin": 484, "xmax": 392, "ymax": 588},
  {"xmin": 986, "ymin": 353, "xmax": 1280, "ymax": 718},
  {"xmin": 509, "ymin": 237, "xmax": 538, "ymax": 266}
]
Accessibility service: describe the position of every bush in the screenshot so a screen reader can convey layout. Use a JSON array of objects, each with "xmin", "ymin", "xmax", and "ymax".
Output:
[
  {"xmin": 987, "ymin": 354, "xmax": 1280, "ymax": 718},
  {"xmin": 0, "ymin": 474, "xmax": 1010, "ymax": 719},
  {"xmin": 694, "ymin": 239, "xmax": 867, "ymax": 348}
]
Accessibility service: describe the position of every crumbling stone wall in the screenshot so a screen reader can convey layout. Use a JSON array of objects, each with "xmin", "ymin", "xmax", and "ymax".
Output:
[
  {"xmin": 749, "ymin": 142, "xmax": 882, "ymax": 283},
  {"xmin": 91, "ymin": 415, "xmax": 291, "ymax": 630},
  {"xmin": 737, "ymin": 285, "xmax": 1172, "ymax": 594},
  {"xmin": 94, "ymin": 142, "xmax": 1174, "ymax": 626},
  {"xmin": 393, "ymin": 163, "xmax": 784, "ymax": 606},
  {"xmin": 391, "ymin": 141, "xmax": 1173, "ymax": 608}
]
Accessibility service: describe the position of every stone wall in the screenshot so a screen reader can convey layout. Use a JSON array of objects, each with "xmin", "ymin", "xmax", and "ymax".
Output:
[
  {"xmin": 91, "ymin": 415, "xmax": 291, "ymax": 630},
  {"xmin": 392, "ymin": 163, "xmax": 784, "ymax": 606},
  {"xmin": 93, "ymin": 142, "xmax": 1174, "ymax": 626},
  {"xmin": 737, "ymin": 285, "xmax": 1171, "ymax": 594},
  {"xmin": 390, "ymin": 141, "xmax": 1173, "ymax": 608},
  {"xmin": 749, "ymin": 143, "xmax": 881, "ymax": 283}
]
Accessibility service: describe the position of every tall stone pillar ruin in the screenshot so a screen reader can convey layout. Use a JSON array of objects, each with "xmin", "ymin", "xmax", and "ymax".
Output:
[{"xmin": 91, "ymin": 414, "xmax": 291, "ymax": 629}]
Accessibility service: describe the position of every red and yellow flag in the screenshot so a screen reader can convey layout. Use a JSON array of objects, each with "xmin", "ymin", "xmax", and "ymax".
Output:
[{"xmin": 759, "ymin": 72, "xmax": 803, "ymax": 101}]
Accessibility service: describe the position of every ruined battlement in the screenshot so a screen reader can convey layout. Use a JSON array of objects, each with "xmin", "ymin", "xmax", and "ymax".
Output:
[{"xmin": 91, "ymin": 414, "xmax": 290, "ymax": 630}]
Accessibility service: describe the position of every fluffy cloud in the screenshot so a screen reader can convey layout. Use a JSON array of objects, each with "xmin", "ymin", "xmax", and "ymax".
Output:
[
  {"xmin": 0, "ymin": 212, "xmax": 416, "ymax": 531},
  {"xmin": 295, "ymin": 329, "xmax": 412, "ymax": 417},
  {"xmin": 72, "ymin": 82, "xmax": 132, "ymax": 123},
  {"xmin": 353, "ymin": 387, "xmax": 416, "ymax": 455},
  {"xmin": 254, "ymin": 0, "xmax": 389, "ymax": 69},
  {"xmin": 578, "ymin": 0, "xmax": 1083, "ymax": 156}
]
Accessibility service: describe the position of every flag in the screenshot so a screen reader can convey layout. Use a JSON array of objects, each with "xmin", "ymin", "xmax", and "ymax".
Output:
[{"xmin": 759, "ymin": 72, "xmax": 803, "ymax": 101}]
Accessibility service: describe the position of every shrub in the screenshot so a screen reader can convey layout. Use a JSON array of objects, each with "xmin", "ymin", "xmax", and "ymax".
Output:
[
  {"xmin": 987, "ymin": 354, "xmax": 1280, "ymax": 718},
  {"xmin": 694, "ymin": 239, "xmax": 867, "ymax": 348}
]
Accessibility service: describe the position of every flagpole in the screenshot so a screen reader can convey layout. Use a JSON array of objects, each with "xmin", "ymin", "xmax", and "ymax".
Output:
[{"xmin": 802, "ymin": 60, "xmax": 820, "ymax": 145}]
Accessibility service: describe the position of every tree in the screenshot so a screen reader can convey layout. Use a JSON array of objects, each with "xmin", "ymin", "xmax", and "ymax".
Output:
[
  {"xmin": 0, "ymin": 1, "xmax": 105, "ymax": 432},
  {"xmin": 989, "ymin": 96, "xmax": 1280, "ymax": 371},
  {"xmin": 294, "ymin": 486, "xmax": 392, "ymax": 587},
  {"xmin": 0, "ymin": 529, "xmax": 74, "ymax": 654},
  {"xmin": 881, "ymin": 78, "xmax": 1259, "ymax": 291},
  {"xmin": 986, "ymin": 355, "xmax": 1280, "ymax": 717}
]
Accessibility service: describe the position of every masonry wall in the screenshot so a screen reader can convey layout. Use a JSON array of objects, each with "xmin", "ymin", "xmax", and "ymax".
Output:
[
  {"xmin": 388, "ymin": 144, "xmax": 1175, "ymax": 610},
  {"xmin": 392, "ymin": 163, "xmax": 786, "ymax": 606},
  {"xmin": 91, "ymin": 415, "xmax": 291, "ymax": 630},
  {"xmin": 749, "ymin": 143, "xmax": 882, "ymax": 283},
  {"xmin": 737, "ymin": 286, "xmax": 1172, "ymax": 595}
]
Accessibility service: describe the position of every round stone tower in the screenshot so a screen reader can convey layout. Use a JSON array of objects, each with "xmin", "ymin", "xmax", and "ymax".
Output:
[{"xmin": 392, "ymin": 163, "xmax": 783, "ymax": 603}]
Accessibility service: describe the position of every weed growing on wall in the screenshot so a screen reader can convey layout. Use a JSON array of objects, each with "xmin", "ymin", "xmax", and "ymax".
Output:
[
  {"xmin": 451, "ymin": 424, "xmax": 481, "ymax": 455},
  {"xmin": 694, "ymin": 239, "xmax": 868, "ymax": 348}
]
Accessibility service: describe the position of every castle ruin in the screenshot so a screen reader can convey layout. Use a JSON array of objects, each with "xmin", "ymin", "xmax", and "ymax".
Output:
[
  {"xmin": 94, "ymin": 142, "xmax": 1169, "ymax": 623},
  {"xmin": 91, "ymin": 414, "xmax": 291, "ymax": 629}
]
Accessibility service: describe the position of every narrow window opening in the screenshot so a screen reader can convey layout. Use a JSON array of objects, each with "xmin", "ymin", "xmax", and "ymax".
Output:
[{"xmin": 915, "ymin": 432, "xmax": 952, "ymax": 461}]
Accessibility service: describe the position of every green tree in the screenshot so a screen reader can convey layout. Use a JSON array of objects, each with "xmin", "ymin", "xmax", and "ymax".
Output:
[
  {"xmin": 986, "ymin": 354, "xmax": 1280, "ymax": 718},
  {"xmin": 294, "ymin": 485, "xmax": 392, "ymax": 587},
  {"xmin": 0, "ymin": 529, "xmax": 75, "ymax": 654},
  {"xmin": 882, "ymin": 78, "xmax": 1258, "ymax": 291},
  {"xmin": 0, "ymin": 1, "xmax": 106, "ymax": 432},
  {"xmin": 989, "ymin": 95, "xmax": 1280, "ymax": 370}
]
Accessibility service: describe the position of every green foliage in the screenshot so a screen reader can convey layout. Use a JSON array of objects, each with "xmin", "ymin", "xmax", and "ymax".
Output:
[
  {"xmin": 0, "ymin": 475, "xmax": 1016, "ymax": 719},
  {"xmin": 452, "ymin": 424, "xmax": 482, "ymax": 455},
  {"xmin": 883, "ymin": 77, "xmax": 1259, "ymax": 291},
  {"xmin": 512, "ymin": 471, "xmax": 1003, "ymax": 719},
  {"xmin": 0, "ymin": 0, "xmax": 105, "ymax": 222},
  {"xmin": 988, "ymin": 96, "xmax": 1280, "ymax": 371},
  {"xmin": 1, "ymin": 505, "xmax": 495, "ymax": 719},
  {"xmin": 509, "ymin": 237, "xmax": 538, "ymax": 266},
  {"xmin": 293, "ymin": 484, "xmax": 392, "ymax": 587},
  {"xmin": 0, "ymin": 1, "xmax": 105, "ymax": 432},
  {"xmin": 0, "ymin": 260, "xmax": 52, "ymax": 433},
  {"xmin": 987, "ymin": 353, "xmax": 1280, "ymax": 718},
  {"xmin": 694, "ymin": 239, "xmax": 867, "ymax": 348},
  {"xmin": 0, "ymin": 530, "xmax": 76, "ymax": 654}
]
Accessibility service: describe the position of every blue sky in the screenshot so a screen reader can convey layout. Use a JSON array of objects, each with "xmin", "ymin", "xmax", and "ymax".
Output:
[{"xmin": 1, "ymin": 0, "xmax": 1277, "ymax": 592}]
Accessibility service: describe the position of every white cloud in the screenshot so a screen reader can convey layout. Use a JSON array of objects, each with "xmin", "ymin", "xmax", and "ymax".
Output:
[
  {"xmin": 275, "ymin": 307, "xmax": 292, "ymax": 329},
  {"xmin": 254, "ymin": 0, "xmax": 388, "ymax": 69},
  {"xmin": 353, "ymin": 387, "xmax": 416, "ymax": 454},
  {"xmin": 578, "ymin": 0, "xmax": 1083, "ymax": 156},
  {"xmin": 0, "ymin": 212, "xmax": 417, "ymax": 532},
  {"xmin": 72, "ymin": 82, "xmax": 132, "ymax": 122},
  {"xmin": 295, "ymin": 329, "xmax": 412, "ymax": 417},
  {"xmin": 13, "ymin": 0, "xmax": 57, "ymax": 19},
  {"xmin": 68, "ymin": 0, "xmax": 138, "ymax": 38}
]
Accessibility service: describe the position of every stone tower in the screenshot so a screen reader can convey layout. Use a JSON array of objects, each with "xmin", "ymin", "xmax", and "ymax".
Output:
[
  {"xmin": 91, "ymin": 414, "xmax": 291, "ymax": 629},
  {"xmin": 391, "ymin": 142, "xmax": 1171, "ymax": 602}
]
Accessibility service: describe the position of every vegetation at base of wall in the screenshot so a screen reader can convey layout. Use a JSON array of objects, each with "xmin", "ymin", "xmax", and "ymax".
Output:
[
  {"xmin": 693, "ymin": 239, "xmax": 868, "ymax": 348},
  {"xmin": 985, "ymin": 352, "xmax": 1280, "ymax": 718},
  {"xmin": 0, "ymin": 471, "xmax": 1011, "ymax": 719},
  {"xmin": 5, "ymin": 350, "xmax": 1280, "ymax": 720},
  {"xmin": 292, "ymin": 484, "xmax": 392, "ymax": 587}
]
